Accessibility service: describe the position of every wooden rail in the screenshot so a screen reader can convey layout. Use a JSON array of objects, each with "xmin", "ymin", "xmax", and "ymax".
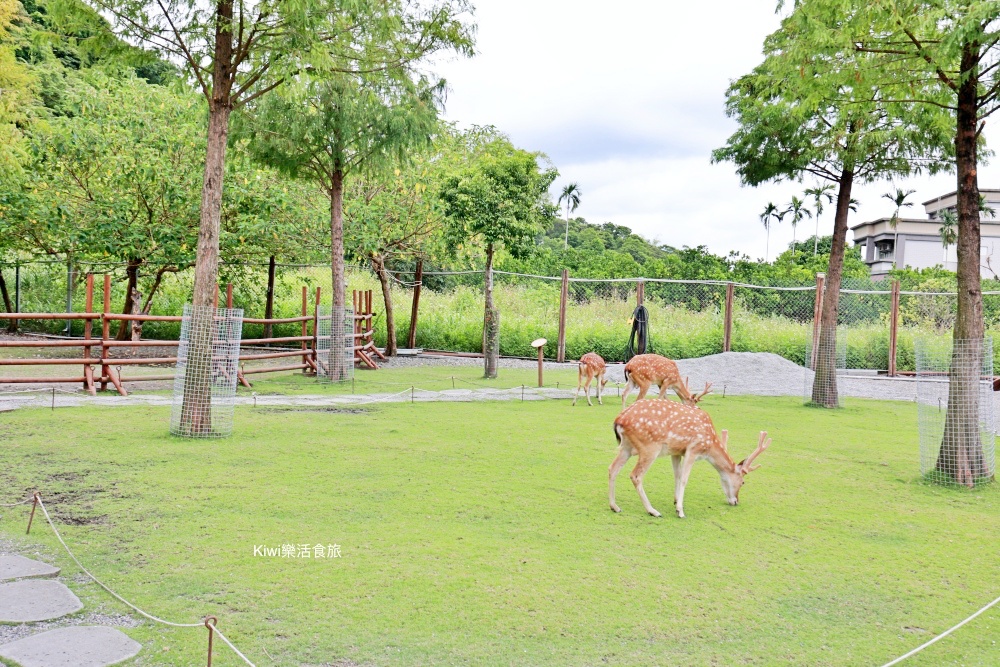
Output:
[{"xmin": 0, "ymin": 275, "xmax": 379, "ymax": 395}]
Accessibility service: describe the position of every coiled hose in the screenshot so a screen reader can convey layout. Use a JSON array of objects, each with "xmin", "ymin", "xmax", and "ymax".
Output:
[{"xmin": 625, "ymin": 304, "xmax": 650, "ymax": 361}]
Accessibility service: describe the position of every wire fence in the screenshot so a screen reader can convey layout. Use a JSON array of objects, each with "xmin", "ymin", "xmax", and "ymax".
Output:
[{"xmin": 6, "ymin": 260, "xmax": 1000, "ymax": 373}]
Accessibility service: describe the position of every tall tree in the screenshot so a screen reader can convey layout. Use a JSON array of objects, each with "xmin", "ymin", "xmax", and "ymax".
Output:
[
  {"xmin": 557, "ymin": 182, "xmax": 581, "ymax": 249},
  {"xmin": 240, "ymin": 69, "xmax": 461, "ymax": 377},
  {"xmin": 93, "ymin": 0, "xmax": 472, "ymax": 431},
  {"xmin": 713, "ymin": 3, "xmax": 951, "ymax": 408},
  {"xmin": 759, "ymin": 201, "xmax": 781, "ymax": 262},
  {"xmin": 802, "ymin": 0, "xmax": 999, "ymax": 484},
  {"xmin": 440, "ymin": 132, "xmax": 557, "ymax": 378},
  {"xmin": 804, "ymin": 183, "xmax": 834, "ymax": 255},
  {"xmin": 785, "ymin": 195, "xmax": 812, "ymax": 257},
  {"xmin": 882, "ymin": 187, "xmax": 916, "ymax": 268}
]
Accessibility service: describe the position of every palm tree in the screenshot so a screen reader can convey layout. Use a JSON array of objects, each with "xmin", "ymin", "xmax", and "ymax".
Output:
[
  {"xmin": 939, "ymin": 209, "xmax": 958, "ymax": 268},
  {"xmin": 804, "ymin": 184, "xmax": 835, "ymax": 255},
  {"xmin": 785, "ymin": 196, "xmax": 813, "ymax": 258},
  {"xmin": 760, "ymin": 202, "xmax": 783, "ymax": 262},
  {"xmin": 558, "ymin": 183, "xmax": 582, "ymax": 250},
  {"xmin": 881, "ymin": 187, "xmax": 916, "ymax": 268},
  {"xmin": 979, "ymin": 194, "xmax": 996, "ymax": 218}
]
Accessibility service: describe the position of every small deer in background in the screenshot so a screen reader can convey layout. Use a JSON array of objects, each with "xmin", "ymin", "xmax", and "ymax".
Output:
[
  {"xmin": 609, "ymin": 400, "xmax": 770, "ymax": 518},
  {"xmin": 573, "ymin": 352, "xmax": 609, "ymax": 406},
  {"xmin": 621, "ymin": 353, "xmax": 711, "ymax": 409}
]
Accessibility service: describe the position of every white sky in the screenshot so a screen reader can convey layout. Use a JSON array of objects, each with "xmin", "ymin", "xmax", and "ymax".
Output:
[{"xmin": 433, "ymin": 0, "xmax": 1000, "ymax": 260}]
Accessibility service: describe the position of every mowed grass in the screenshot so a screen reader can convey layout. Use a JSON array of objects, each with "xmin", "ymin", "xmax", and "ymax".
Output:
[{"xmin": 1, "ymin": 396, "xmax": 999, "ymax": 666}]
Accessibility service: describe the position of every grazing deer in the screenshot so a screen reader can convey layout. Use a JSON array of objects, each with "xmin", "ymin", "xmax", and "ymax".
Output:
[
  {"xmin": 621, "ymin": 353, "xmax": 711, "ymax": 409},
  {"xmin": 573, "ymin": 352, "xmax": 609, "ymax": 406},
  {"xmin": 609, "ymin": 400, "xmax": 770, "ymax": 518}
]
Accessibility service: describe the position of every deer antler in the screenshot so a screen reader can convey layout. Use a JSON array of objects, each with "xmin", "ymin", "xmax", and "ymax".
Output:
[
  {"xmin": 692, "ymin": 382, "xmax": 713, "ymax": 403},
  {"xmin": 740, "ymin": 431, "xmax": 771, "ymax": 472}
]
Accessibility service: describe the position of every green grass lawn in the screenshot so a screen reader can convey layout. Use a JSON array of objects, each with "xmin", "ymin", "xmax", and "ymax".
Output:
[{"xmin": 1, "ymin": 395, "xmax": 999, "ymax": 666}]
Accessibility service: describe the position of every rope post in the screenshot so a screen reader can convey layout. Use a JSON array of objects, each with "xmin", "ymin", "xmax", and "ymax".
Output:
[
  {"xmin": 889, "ymin": 279, "xmax": 901, "ymax": 377},
  {"xmin": 51, "ymin": 387, "xmax": 55, "ymax": 411},
  {"xmin": 723, "ymin": 282, "xmax": 734, "ymax": 353},
  {"xmin": 301, "ymin": 286, "xmax": 308, "ymax": 374},
  {"xmin": 204, "ymin": 616, "xmax": 217, "ymax": 667},
  {"xmin": 557, "ymin": 269, "xmax": 568, "ymax": 363},
  {"xmin": 407, "ymin": 259, "xmax": 422, "ymax": 349},
  {"xmin": 521, "ymin": 384, "xmax": 524, "ymax": 401},
  {"xmin": 26, "ymin": 492, "xmax": 39, "ymax": 534},
  {"xmin": 411, "ymin": 386, "xmax": 414, "ymax": 403}
]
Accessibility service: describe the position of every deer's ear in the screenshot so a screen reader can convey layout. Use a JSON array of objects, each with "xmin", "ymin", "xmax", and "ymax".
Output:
[{"xmin": 719, "ymin": 429, "xmax": 729, "ymax": 451}]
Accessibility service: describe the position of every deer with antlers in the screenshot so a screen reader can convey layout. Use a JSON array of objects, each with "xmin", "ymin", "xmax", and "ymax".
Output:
[
  {"xmin": 609, "ymin": 400, "xmax": 770, "ymax": 518},
  {"xmin": 573, "ymin": 352, "xmax": 609, "ymax": 406},
  {"xmin": 620, "ymin": 353, "xmax": 711, "ymax": 409}
]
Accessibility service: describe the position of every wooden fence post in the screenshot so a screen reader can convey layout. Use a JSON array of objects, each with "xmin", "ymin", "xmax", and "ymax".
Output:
[
  {"xmin": 889, "ymin": 279, "xmax": 901, "ymax": 377},
  {"xmin": 636, "ymin": 280, "xmax": 645, "ymax": 308},
  {"xmin": 83, "ymin": 274, "xmax": 95, "ymax": 395},
  {"xmin": 810, "ymin": 272, "xmax": 826, "ymax": 369},
  {"xmin": 557, "ymin": 269, "xmax": 568, "ymax": 363},
  {"xmin": 301, "ymin": 286, "xmax": 308, "ymax": 374},
  {"xmin": 723, "ymin": 282, "xmax": 734, "ymax": 353},
  {"xmin": 225, "ymin": 283, "xmax": 233, "ymax": 309},
  {"xmin": 264, "ymin": 255, "xmax": 276, "ymax": 342},
  {"xmin": 101, "ymin": 274, "xmax": 111, "ymax": 392},
  {"xmin": 407, "ymin": 260, "xmax": 422, "ymax": 349}
]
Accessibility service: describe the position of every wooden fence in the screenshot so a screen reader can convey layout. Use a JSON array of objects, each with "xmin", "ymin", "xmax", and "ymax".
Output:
[{"xmin": 0, "ymin": 275, "xmax": 379, "ymax": 395}]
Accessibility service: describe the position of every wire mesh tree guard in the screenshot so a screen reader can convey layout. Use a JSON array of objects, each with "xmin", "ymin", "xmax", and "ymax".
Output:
[
  {"xmin": 805, "ymin": 327, "xmax": 847, "ymax": 407},
  {"xmin": 169, "ymin": 305, "xmax": 243, "ymax": 438},
  {"xmin": 316, "ymin": 306, "xmax": 354, "ymax": 383},
  {"xmin": 916, "ymin": 337, "xmax": 995, "ymax": 486}
]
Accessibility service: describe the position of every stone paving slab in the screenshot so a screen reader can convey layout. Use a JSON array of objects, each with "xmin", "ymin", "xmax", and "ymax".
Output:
[
  {"xmin": 0, "ymin": 555, "xmax": 60, "ymax": 582},
  {"xmin": 0, "ymin": 626, "xmax": 140, "ymax": 667},
  {"xmin": 0, "ymin": 580, "xmax": 82, "ymax": 622}
]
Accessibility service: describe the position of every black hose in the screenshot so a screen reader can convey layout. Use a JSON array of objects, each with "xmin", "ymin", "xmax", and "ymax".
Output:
[{"xmin": 625, "ymin": 305, "xmax": 650, "ymax": 361}]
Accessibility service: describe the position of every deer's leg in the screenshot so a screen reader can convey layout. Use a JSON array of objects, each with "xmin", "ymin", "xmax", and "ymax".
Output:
[
  {"xmin": 585, "ymin": 376, "xmax": 594, "ymax": 406},
  {"xmin": 572, "ymin": 367, "xmax": 583, "ymax": 406},
  {"xmin": 621, "ymin": 377, "xmax": 635, "ymax": 409},
  {"xmin": 671, "ymin": 454, "xmax": 682, "ymax": 507},
  {"xmin": 635, "ymin": 382, "xmax": 649, "ymax": 401},
  {"xmin": 630, "ymin": 449, "xmax": 661, "ymax": 517},
  {"xmin": 608, "ymin": 445, "xmax": 631, "ymax": 513},
  {"xmin": 674, "ymin": 453, "xmax": 698, "ymax": 519},
  {"xmin": 597, "ymin": 372, "xmax": 604, "ymax": 405}
]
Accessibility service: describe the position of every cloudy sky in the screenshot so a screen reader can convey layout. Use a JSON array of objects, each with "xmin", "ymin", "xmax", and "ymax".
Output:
[{"xmin": 433, "ymin": 0, "xmax": 1000, "ymax": 260}]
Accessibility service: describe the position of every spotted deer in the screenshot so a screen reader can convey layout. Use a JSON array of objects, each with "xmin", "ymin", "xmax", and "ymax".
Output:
[
  {"xmin": 620, "ymin": 353, "xmax": 711, "ymax": 409},
  {"xmin": 573, "ymin": 352, "xmax": 609, "ymax": 406},
  {"xmin": 609, "ymin": 400, "xmax": 770, "ymax": 518}
]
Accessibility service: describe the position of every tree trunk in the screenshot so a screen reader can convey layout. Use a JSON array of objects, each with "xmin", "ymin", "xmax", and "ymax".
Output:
[
  {"xmin": 0, "ymin": 268, "xmax": 14, "ymax": 333},
  {"xmin": 264, "ymin": 255, "xmax": 276, "ymax": 341},
  {"xmin": 179, "ymin": 3, "xmax": 235, "ymax": 435},
  {"xmin": 483, "ymin": 242, "xmax": 499, "ymax": 378},
  {"xmin": 116, "ymin": 258, "xmax": 141, "ymax": 340},
  {"xmin": 811, "ymin": 167, "xmax": 854, "ymax": 407},
  {"xmin": 328, "ymin": 168, "xmax": 348, "ymax": 380},
  {"xmin": 937, "ymin": 44, "xmax": 988, "ymax": 486},
  {"xmin": 374, "ymin": 256, "xmax": 397, "ymax": 356}
]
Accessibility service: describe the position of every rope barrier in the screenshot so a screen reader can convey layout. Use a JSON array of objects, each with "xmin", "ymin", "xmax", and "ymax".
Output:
[
  {"xmin": 30, "ymin": 494, "xmax": 256, "ymax": 664},
  {"xmin": 878, "ymin": 594, "xmax": 1000, "ymax": 667}
]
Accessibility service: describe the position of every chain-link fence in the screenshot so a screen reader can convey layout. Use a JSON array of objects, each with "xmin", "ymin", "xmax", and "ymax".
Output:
[{"xmin": 10, "ymin": 260, "xmax": 1000, "ymax": 376}]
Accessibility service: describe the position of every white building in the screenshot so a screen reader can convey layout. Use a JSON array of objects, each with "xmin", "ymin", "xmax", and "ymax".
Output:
[{"xmin": 852, "ymin": 189, "xmax": 1000, "ymax": 279}]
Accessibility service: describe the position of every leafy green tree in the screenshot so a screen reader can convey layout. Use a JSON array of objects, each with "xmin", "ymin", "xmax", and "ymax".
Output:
[
  {"xmin": 346, "ymin": 163, "xmax": 443, "ymax": 355},
  {"xmin": 785, "ymin": 195, "xmax": 812, "ymax": 257},
  {"xmin": 93, "ymin": 0, "xmax": 473, "ymax": 431},
  {"xmin": 557, "ymin": 182, "xmax": 581, "ymax": 249},
  {"xmin": 759, "ymin": 202, "xmax": 782, "ymax": 262},
  {"xmin": 440, "ymin": 133, "xmax": 557, "ymax": 378},
  {"xmin": 713, "ymin": 3, "xmax": 951, "ymax": 407},
  {"xmin": 882, "ymin": 187, "xmax": 916, "ymax": 268},
  {"xmin": 804, "ymin": 184, "xmax": 834, "ymax": 255},
  {"xmin": 803, "ymin": 0, "xmax": 1000, "ymax": 482}
]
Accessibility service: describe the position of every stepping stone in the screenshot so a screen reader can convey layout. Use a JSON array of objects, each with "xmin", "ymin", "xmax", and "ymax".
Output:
[
  {"xmin": 0, "ymin": 580, "xmax": 82, "ymax": 622},
  {"xmin": 0, "ymin": 626, "xmax": 141, "ymax": 667},
  {"xmin": 0, "ymin": 555, "xmax": 60, "ymax": 581}
]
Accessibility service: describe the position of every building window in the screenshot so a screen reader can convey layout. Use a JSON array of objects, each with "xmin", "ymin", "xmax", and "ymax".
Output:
[{"xmin": 876, "ymin": 240, "xmax": 894, "ymax": 261}]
